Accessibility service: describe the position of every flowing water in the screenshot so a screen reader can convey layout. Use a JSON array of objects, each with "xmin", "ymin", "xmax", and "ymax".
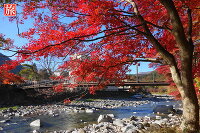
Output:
[{"xmin": 0, "ymin": 96, "xmax": 181, "ymax": 133}]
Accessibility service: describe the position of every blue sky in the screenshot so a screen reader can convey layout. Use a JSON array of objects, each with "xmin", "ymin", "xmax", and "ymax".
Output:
[
  {"xmin": 0, "ymin": 7, "xmax": 30, "ymax": 57},
  {"xmin": 0, "ymin": 6, "xmax": 154, "ymax": 74}
]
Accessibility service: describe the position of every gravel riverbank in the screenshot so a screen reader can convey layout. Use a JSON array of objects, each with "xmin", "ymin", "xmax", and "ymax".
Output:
[{"xmin": 0, "ymin": 99, "xmax": 150, "ymax": 118}]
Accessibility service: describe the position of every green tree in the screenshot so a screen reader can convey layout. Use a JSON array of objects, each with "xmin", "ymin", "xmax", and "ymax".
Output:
[{"xmin": 19, "ymin": 63, "xmax": 39, "ymax": 80}]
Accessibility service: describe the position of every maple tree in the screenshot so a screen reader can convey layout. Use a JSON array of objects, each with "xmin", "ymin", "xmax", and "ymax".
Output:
[
  {"xmin": 0, "ymin": 61, "xmax": 23, "ymax": 84},
  {"xmin": 12, "ymin": 0, "xmax": 200, "ymax": 132},
  {"xmin": 0, "ymin": 34, "xmax": 23, "ymax": 84}
]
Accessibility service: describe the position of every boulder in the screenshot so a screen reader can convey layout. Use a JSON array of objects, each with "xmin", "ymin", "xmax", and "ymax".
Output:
[
  {"xmin": 168, "ymin": 114, "xmax": 173, "ymax": 117},
  {"xmin": 107, "ymin": 114, "xmax": 114, "ymax": 118},
  {"xmin": 130, "ymin": 116, "xmax": 138, "ymax": 121},
  {"xmin": 97, "ymin": 114, "xmax": 113, "ymax": 123},
  {"xmin": 48, "ymin": 110, "xmax": 54, "ymax": 115},
  {"xmin": 137, "ymin": 123, "xmax": 145, "ymax": 129},
  {"xmin": 175, "ymin": 109, "xmax": 183, "ymax": 114},
  {"xmin": 142, "ymin": 122, "xmax": 150, "ymax": 127},
  {"xmin": 33, "ymin": 130, "xmax": 39, "ymax": 133},
  {"xmin": 14, "ymin": 112, "xmax": 21, "ymax": 117},
  {"xmin": 85, "ymin": 109, "xmax": 94, "ymax": 113},
  {"xmin": 153, "ymin": 120, "xmax": 163, "ymax": 125},
  {"xmin": 30, "ymin": 119, "xmax": 41, "ymax": 127},
  {"xmin": 113, "ymin": 119, "xmax": 125, "ymax": 127},
  {"xmin": 122, "ymin": 125, "xmax": 138, "ymax": 133},
  {"xmin": 0, "ymin": 119, "xmax": 10, "ymax": 123},
  {"xmin": 155, "ymin": 115, "xmax": 161, "ymax": 120},
  {"xmin": 80, "ymin": 107, "xmax": 85, "ymax": 110},
  {"xmin": 7, "ymin": 108, "xmax": 14, "ymax": 113},
  {"xmin": 78, "ymin": 129, "xmax": 86, "ymax": 133},
  {"xmin": 153, "ymin": 105, "xmax": 175, "ymax": 114},
  {"xmin": 143, "ymin": 116, "xmax": 151, "ymax": 121},
  {"xmin": 53, "ymin": 114, "xmax": 59, "ymax": 117},
  {"xmin": 122, "ymin": 118, "xmax": 131, "ymax": 123},
  {"xmin": 121, "ymin": 125, "xmax": 137, "ymax": 132}
]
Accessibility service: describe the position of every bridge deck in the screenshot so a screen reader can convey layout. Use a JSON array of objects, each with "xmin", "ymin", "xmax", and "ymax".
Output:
[
  {"xmin": 78, "ymin": 82, "xmax": 169, "ymax": 86},
  {"xmin": 21, "ymin": 81, "xmax": 169, "ymax": 89}
]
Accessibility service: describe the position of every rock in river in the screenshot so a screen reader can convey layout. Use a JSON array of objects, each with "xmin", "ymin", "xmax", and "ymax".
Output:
[
  {"xmin": 97, "ymin": 114, "xmax": 113, "ymax": 123},
  {"xmin": 33, "ymin": 130, "xmax": 40, "ymax": 133},
  {"xmin": 30, "ymin": 119, "xmax": 41, "ymax": 127},
  {"xmin": 153, "ymin": 105, "xmax": 175, "ymax": 114},
  {"xmin": 85, "ymin": 109, "xmax": 94, "ymax": 113}
]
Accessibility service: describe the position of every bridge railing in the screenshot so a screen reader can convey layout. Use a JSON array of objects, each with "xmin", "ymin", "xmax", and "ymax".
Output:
[{"xmin": 19, "ymin": 79, "xmax": 169, "ymax": 90}]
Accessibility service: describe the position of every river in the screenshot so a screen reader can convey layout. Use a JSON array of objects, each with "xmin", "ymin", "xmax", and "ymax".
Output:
[{"xmin": 0, "ymin": 95, "xmax": 181, "ymax": 133}]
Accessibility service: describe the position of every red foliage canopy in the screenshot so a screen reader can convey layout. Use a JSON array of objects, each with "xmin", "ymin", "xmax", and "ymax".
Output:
[
  {"xmin": 15, "ymin": 0, "xmax": 199, "ymax": 93},
  {"xmin": 0, "ymin": 34, "xmax": 23, "ymax": 84},
  {"xmin": 0, "ymin": 61, "xmax": 23, "ymax": 84}
]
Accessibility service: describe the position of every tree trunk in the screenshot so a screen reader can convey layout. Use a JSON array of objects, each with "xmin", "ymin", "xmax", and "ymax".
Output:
[
  {"xmin": 181, "ymin": 88, "xmax": 199, "ymax": 133},
  {"xmin": 132, "ymin": 0, "xmax": 199, "ymax": 131},
  {"xmin": 180, "ymin": 41, "xmax": 199, "ymax": 132},
  {"xmin": 170, "ymin": 65, "xmax": 199, "ymax": 133}
]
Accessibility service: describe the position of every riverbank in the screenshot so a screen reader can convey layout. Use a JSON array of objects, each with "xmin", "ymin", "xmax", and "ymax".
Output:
[
  {"xmin": 0, "ymin": 95, "xmax": 182, "ymax": 133},
  {"xmin": 65, "ymin": 114, "xmax": 182, "ymax": 133}
]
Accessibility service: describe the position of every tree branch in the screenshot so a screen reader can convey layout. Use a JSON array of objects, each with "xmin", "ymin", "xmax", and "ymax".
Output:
[
  {"xmin": 1, "ymin": 26, "xmax": 129, "ymax": 57},
  {"xmin": 114, "ymin": 9, "xmax": 136, "ymax": 15},
  {"xmin": 122, "ymin": 0, "xmax": 182, "ymax": 83},
  {"xmin": 113, "ymin": 15, "xmax": 147, "ymax": 35},
  {"xmin": 187, "ymin": 8, "xmax": 193, "ymax": 44},
  {"xmin": 145, "ymin": 21, "xmax": 172, "ymax": 32},
  {"xmin": 122, "ymin": 0, "xmax": 139, "ymax": 15},
  {"xmin": 128, "ymin": 58, "xmax": 163, "ymax": 64},
  {"xmin": 159, "ymin": 0, "xmax": 193, "ymax": 49},
  {"xmin": 76, "ymin": 27, "xmax": 133, "ymax": 42}
]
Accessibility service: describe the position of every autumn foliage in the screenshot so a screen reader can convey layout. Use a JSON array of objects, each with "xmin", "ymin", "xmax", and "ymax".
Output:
[
  {"xmin": 0, "ymin": 60, "xmax": 23, "ymax": 84},
  {"xmin": 13, "ymin": 0, "xmax": 199, "ymax": 94},
  {"xmin": 1, "ymin": 0, "xmax": 199, "ymax": 131},
  {"xmin": 0, "ymin": 34, "xmax": 23, "ymax": 84}
]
